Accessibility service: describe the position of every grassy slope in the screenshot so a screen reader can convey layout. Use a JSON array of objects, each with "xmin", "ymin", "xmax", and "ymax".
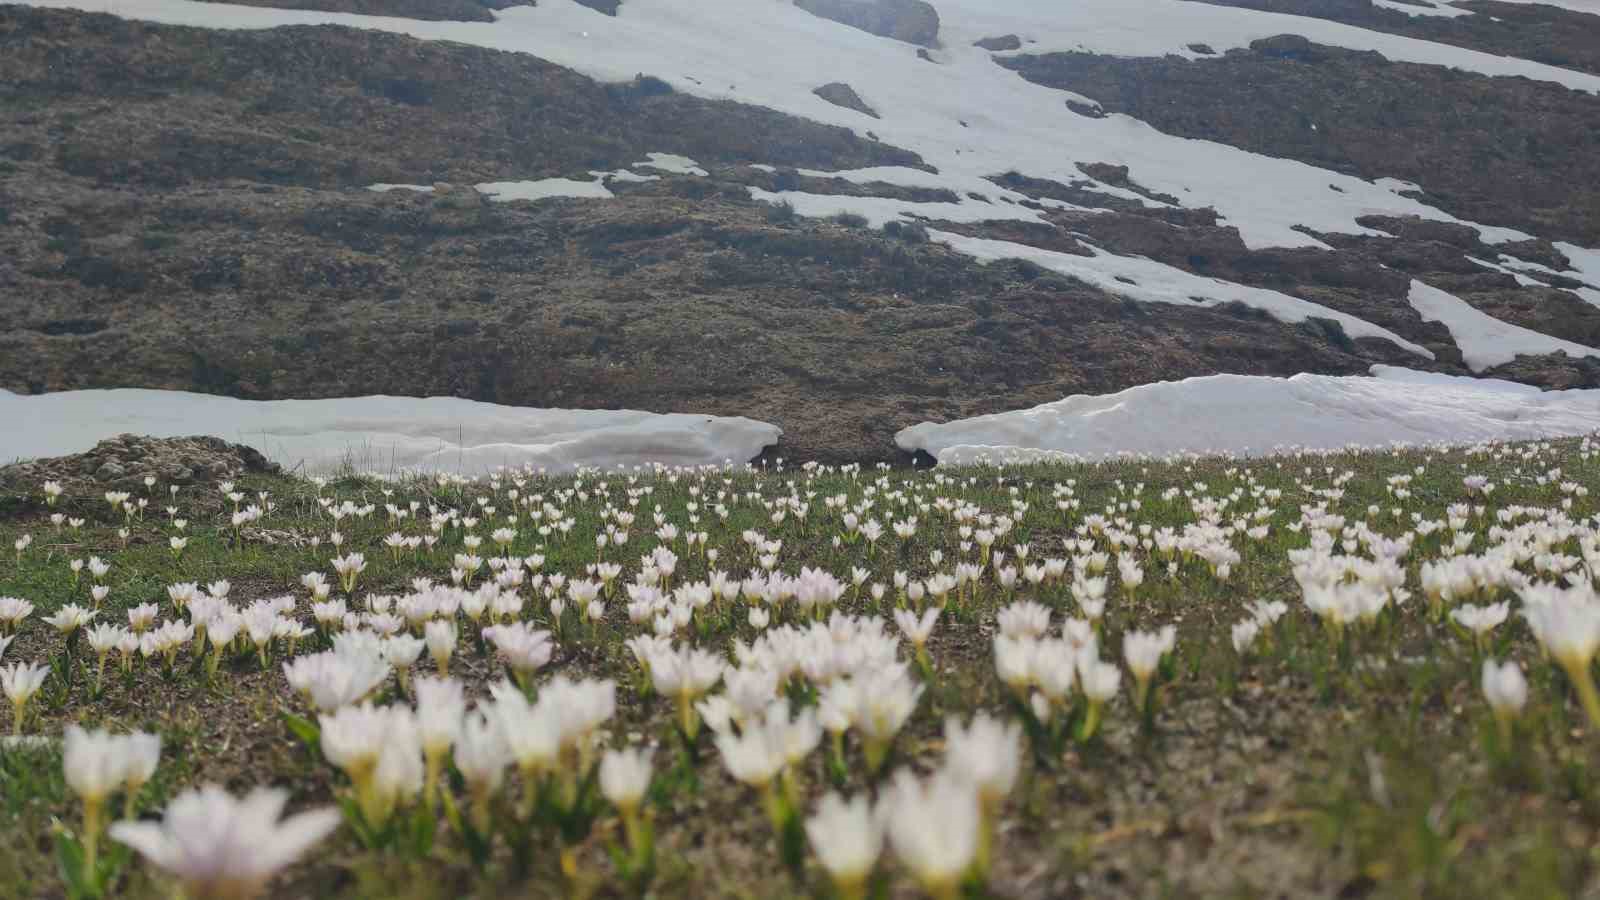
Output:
[{"xmin": 0, "ymin": 440, "xmax": 1598, "ymax": 898}]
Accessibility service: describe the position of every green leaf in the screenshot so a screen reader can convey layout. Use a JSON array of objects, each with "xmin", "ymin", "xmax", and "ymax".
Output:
[
  {"xmin": 409, "ymin": 805, "xmax": 437, "ymax": 858},
  {"xmin": 280, "ymin": 711, "xmax": 321, "ymax": 753},
  {"xmin": 54, "ymin": 831, "xmax": 96, "ymax": 900}
]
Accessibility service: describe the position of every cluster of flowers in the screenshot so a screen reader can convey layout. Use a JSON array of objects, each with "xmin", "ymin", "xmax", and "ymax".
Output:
[{"xmin": 6, "ymin": 437, "xmax": 1600, "ymax": 897}]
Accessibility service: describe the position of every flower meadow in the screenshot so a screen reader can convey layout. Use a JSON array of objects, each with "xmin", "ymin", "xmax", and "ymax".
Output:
[{"xmin": 3, "ymin": 439, "xmax": 1600, "ymax": 898}]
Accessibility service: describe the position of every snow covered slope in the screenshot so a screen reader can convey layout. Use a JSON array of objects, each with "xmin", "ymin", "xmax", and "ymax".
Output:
[
  {"xmin": 896, "ymin": 367, "xmax": 1600, "ymax": 464},
  {"xmin": 0, "ymin": 390, "xmax": 781, "ymax": 474},
  {"xmin": 1406, "ymin": 280, "xmax": 1600, "ymax": 370},
  {"xmin": 19, "ymin": 0, "xmax": 1599, "ymax": 361},
  {"xmin": 13, "ymin": 0, "xmax": 1589, "ymax": 252}
]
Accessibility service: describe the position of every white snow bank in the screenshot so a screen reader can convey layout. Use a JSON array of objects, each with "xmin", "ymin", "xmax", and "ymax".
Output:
[
  {"xmin": 1465, "ymin": 256, "xmax": 1545, "ymax": 287},
  {"xmin": 634, "ymin": 153, "xmax": 707, "ymax": 176},
  {"xmin": 896, "ymin": 366, "xmax": 1600, "ymax": 464},
  {"xmin": 1406, "ymin": 279, "xmax": 1600, "ymax": 370},
  {"xmin": 1556, "ymin": 242, "xmax": 1600, "ymax": 289},
  {"xmin": 368, "ymin": 183, "xmax": 435, "ymax": 193},
  {"xmin": 932, "ymin": 230, "xmax": 1434, "ymax": 357},
  {"xmin": 594, "ymin": 168, "xmax": 660, "ymax": 183},
  {"xmin": 0, "ymin": 390, "xmax": 781, "ymax": 475},
  {"xmin": 476, "ymin": 177, "xmax": 613, "ymax": 201}
]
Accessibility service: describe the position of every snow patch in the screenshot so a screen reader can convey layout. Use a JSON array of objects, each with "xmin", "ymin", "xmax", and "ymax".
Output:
[
  {"xmin": 896, "ymin": 366, "xmax": 1600, "ymax": 464},
  {"xmin": 1465, "ymin": 256, "xmax": 1546, "ymax": 287},
  {"xmin": 476, "ymin": 177, "xmax": 614, "ymax": 201},
  {"xmin": 1371, "ymin": 0, "xmax": 1474, "ymax": 17},
  {"xmin": 1556, "ymin": 242, "xmax": 1600, "ymax": 289},
  {"xmin": 1407, "ymin": 279, "xmax": 1600, "ymax": 370},
  {"xmin": 367, "ymin": 183, "xmax": 435, "ymax": 193},
  {"xmin": 931, "ymin": 230, "xmax": 1435, "ymax": 357},
  {"xmin": 0, "ymin": 390, "xmax": 782, "ymax": 475},
  {"xmin": 593, "ymin": 168, "xmax": 661, "ymax": 183},
  {"xmin": 634, "ymin": 153, "xmax": 708, "ymax": 176},
  {"xmin": 751, "ymin": 189, "xmax": 1040, "ymax": 228}
]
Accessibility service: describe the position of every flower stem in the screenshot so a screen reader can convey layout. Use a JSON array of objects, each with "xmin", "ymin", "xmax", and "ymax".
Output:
[
  {"xmin": 82, "ymin": 799, "xmax": 102, "ymax": 880},
  {"xmin": 1562, "ymin": 661, "xmax": 1600, "ymax": 730}
]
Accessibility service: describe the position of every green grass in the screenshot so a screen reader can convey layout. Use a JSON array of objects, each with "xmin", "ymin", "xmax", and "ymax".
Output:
[{"xmin": 1, "ymin": 438, "xmax": 1598, "ymax": 898}]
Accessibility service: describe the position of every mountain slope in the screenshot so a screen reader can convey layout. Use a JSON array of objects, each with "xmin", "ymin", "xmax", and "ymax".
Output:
[{"xmin": 3, "ymin": 0, "xmax": 1600, "ymax": 461}]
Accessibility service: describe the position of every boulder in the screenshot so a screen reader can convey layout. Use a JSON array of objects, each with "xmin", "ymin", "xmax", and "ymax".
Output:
[
  {"xmin": 793, "ymin": 0, "xmax": 940, "ymax": 47},
  {"xmin": 813, "ymin": 82, "xmax": 879, "ymax": 118},
  {"xmin": 1065, "ymin": 99, "xmax": 1105, "ymax": 119}
]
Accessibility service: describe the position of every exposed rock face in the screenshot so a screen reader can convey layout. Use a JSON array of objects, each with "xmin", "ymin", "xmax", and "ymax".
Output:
[
  {"xmin": 813, "ymin": 82, "xmax": 879, "ymax": 118},
  {"xmin": 973, "ymin": 34, "xmax": 1021, "ymax": 51},
  {"xmin": 793, "ymin": 0, "xmax": 940, "ymax": 47},
  {"xmin": 572, "ymin": 0, "xmax": 622, "ymax": 15},
  {"xmin": 0, "ymin": 434, "xmax": 280, "ymax": 496}
]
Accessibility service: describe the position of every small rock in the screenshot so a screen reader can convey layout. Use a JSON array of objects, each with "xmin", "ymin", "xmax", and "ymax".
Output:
[
  {"xmin": 973, "ymin": 34, "xmax": 1021, "ymax": 51},
  {"xmin": 813, "ymin": 82, "xmax": 880, "ymax": 118},
  {"xmin": 1066, "ymin": 99, "xmax": 1105, "ymax": 119}
]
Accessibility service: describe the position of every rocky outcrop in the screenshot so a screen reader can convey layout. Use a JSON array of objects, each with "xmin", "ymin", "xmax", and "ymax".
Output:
[
  {"xmin": 974, "ymin": 34, "xmax": 1021, "ymax": 51},
  {"xmin": 813, "ymin": 82, "xmax": 879, "ymax": 118},
  {"xmin": 0, "ymin": 435, "xmax": 279, "ymax": 496},
  {"xmin": 793, "ymin": 0, "xmax": 940, "ymax": 47}
]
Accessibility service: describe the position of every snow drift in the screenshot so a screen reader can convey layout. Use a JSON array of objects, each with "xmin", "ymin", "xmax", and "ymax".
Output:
[
  {"xmin": 896, "ymin": 367, "xmax": 1600, "ymax": 464},
  {"xmin": 0, "ymin": 390, "xmax": 782, "ymax": 474}
]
